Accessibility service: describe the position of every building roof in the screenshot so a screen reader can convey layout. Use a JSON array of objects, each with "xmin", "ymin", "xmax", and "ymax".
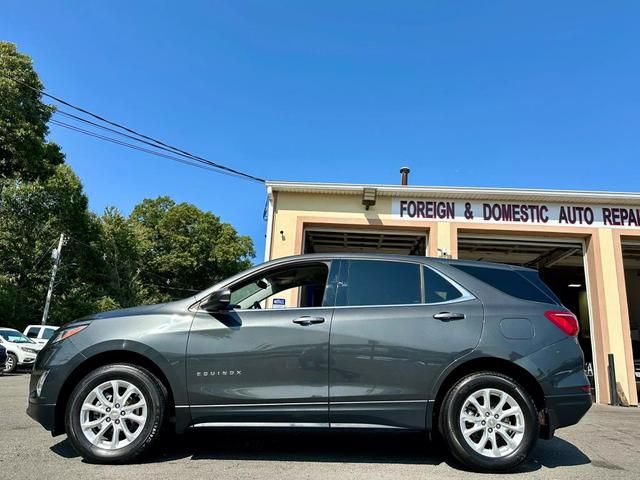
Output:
[{"xmin": 266, "ymin": 180, "xmax": 640, "ymax": 205}]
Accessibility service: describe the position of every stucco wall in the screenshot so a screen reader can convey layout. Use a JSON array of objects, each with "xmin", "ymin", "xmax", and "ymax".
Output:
[{"xmin": 268, "ymin": 190, "xmax": 639, "ymax": 406}]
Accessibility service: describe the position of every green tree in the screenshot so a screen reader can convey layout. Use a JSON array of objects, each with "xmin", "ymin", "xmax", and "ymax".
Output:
[
  {"xmin": 95, "ymin": 207, "xmax": 147, "ymax": 309},
  {"xmin": 0, "ymin": 41, "xmax": 64, "ymax": 182},
  {"xmin": 130, "ymin": 196, "xmax": 254, "ymax": 303},
  {"xmin": 0, "ymin": 165, "xmax": 102, "ymax": 328},
  {"xmin": 0, "ymin": 42, "xmax": 256, "ymax": 329}
]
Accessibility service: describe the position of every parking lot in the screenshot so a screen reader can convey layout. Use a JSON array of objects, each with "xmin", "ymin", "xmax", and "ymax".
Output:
[{"xmin": 1, "ymin": 372, "xmax": 639, "ymax": 480}]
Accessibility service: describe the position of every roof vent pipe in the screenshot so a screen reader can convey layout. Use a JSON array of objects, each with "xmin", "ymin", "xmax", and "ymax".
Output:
[{"xmin": 400, "ymin": 167, "xmax": 410, "ymax": 186}]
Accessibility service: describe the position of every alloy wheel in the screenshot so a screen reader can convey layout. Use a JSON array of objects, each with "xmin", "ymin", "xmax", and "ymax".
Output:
[
  {"xmin": 79, "ymin": 379, "xmax": 148, "ymax": 450},
  {"xmin": 4, "ymin": 355, "xmax": 15, "ymax": 372},
  {"xmin": 458, "ymin": 388, "xmax": 525, "ymax": 458}
]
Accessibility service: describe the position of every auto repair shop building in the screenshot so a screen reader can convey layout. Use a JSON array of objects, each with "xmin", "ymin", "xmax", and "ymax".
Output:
[{"xmin": 264, "ymin": 170, "xmax": 640, "ymax": 406}]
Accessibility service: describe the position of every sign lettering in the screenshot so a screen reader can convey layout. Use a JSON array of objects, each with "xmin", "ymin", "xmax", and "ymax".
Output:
[{"xmin": 392, "ymin": 199, "xmax": 640, "ymax": 228}]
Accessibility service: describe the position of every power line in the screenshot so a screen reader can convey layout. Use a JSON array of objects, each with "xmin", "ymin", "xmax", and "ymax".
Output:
[
  {"xmin": 1, "ymin": 73, "xmax": 265, "ymax": 183},
  {"xmin": 53, "ymin": 109, "xmax": 259, "ymax": 182},
  {"xmin": 49, "ymin": 119, "xmax": 253, "ymax": 180}
]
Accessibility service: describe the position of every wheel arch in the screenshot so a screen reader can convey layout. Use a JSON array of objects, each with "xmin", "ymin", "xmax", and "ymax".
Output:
[
  {"xmin": 428, "ymin": 356, "xmax": 546, "ymax": 431},
  {"xmin": 54, "ymin": 349, "xmax": 178, "ymax": 436}
]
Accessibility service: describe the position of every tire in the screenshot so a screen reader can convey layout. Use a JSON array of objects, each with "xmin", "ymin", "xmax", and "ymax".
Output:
[
  {"xmin": 65, "ymin": 363, "xmax": 166, "ymax": 463},
  {"xmin": 438, "ymin": 371, "xmax": 539, "ymax": 472},
  {"xmin": 4, "ymin": 353, "xmax": 17, "ymax": 373}
]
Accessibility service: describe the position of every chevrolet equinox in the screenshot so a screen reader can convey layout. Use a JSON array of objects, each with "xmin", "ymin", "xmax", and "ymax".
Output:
[{"xmin": 28, "ymin": 254, "xmax": 592, "ymax": 471}]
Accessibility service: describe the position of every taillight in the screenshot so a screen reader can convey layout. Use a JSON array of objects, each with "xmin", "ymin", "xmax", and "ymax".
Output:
[{"xmin": 544, "ymin": 310, "xmax": 579, "ymax": 336}]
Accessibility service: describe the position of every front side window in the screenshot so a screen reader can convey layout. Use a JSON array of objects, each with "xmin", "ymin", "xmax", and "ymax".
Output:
[
  {"xmin": 229, "ymin": 263, "xmax": 329, "ymax": 310},
  {"xmin": 337, "ymin": 260, "xmax": 422, "ymax": 307},
  {"xmin": 423, "ymin": 267, "xmax": 464, "ymax": 303}
]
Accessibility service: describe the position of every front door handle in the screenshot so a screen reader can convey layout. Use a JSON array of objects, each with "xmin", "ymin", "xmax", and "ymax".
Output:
[
  {"xmin": 293, "ymin": 316, "xmax": 325, "ymax": 326},
  {"xmin": 433, "ymin": 312, "xmax": 466, "ymax": 321}
]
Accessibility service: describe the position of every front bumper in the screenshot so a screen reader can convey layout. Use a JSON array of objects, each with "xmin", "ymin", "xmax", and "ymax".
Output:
[
  {"xmin": 19, "ymin": 356, "xmax": 37, "ymax": 367},
  {"xmin": 541, "ymin": 392, "xmax": 592, "ymax": 439}
]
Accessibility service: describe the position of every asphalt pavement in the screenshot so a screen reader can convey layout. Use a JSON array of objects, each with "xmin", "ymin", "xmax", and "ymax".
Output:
[{"xmin": 1, "ymin": 372, "xmax": 639, "ymax": 479}]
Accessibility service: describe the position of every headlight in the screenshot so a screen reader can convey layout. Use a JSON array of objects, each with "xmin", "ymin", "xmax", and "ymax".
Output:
[
  {"xmin": 21, "ymin": 347, "xmax": 38, "ymax": 354},
  {"xmin": 36, "ymin": 370, "xmax": 49, "ymax": 397},
  {"xmin": 52, "ymin": 324, "xmax": 89, "ymax": 343}
]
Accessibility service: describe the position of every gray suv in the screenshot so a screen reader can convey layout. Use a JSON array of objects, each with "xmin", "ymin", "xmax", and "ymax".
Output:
[{"xmin": 27, "ymin": 254, "xmax": 591, "ymax": 471}]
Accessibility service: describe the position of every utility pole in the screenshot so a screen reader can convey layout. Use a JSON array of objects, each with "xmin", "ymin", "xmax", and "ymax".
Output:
[{"xmin": 41, "ymin": 233, "xmax": 65, "ymax": 325}]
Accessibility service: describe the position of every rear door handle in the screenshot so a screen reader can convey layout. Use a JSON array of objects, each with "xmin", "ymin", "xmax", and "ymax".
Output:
[
  {"xmin": 293, "ymin": 316, "xmax": 325, "ymax": 326},
  {"xmin": 433, "ymin": 312, "xmax": 466, "ymax": 321}
]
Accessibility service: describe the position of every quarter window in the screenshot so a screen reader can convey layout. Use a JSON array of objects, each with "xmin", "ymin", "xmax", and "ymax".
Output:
[
  {"xmin": 452, "ymin": 264, "xmax": 558, "ymax": 304},
  {"xmin": 338, "ymin": 260, "xmax": 421, "ymax": 307},
  {"xmin": 423, "ymin": 267, "xmax": 463, "ymax": 303}
]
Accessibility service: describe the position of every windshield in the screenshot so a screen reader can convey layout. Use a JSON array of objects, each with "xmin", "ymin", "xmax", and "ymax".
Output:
[{"xmin": 0, "ymin": 330, "xmax": 35, "ymax": 343}]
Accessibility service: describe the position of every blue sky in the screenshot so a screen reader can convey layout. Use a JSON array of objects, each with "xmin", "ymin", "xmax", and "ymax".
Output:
[{"xmin": 3, "ymin": 1, "xmax": 640, "ymax": 259}]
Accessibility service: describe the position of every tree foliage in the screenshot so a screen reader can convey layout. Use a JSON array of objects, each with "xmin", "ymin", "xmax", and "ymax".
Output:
[
  {"xmin": 0, "ymin": 42, "xmax": 256, "ymax": 330},
  {"xmin": 0, "ymin": 41, "xmax": 64, "ymax": 182},
  {"xmin": 126, "ymin": 197, "xmax": 254, "ymax": 304},
  {"xmin": 0, "ymin": 165, "xmax": 102, "ymax": 328}
]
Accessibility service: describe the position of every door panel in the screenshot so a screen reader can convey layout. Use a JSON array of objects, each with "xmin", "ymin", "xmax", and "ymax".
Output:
[
  {"xmin": 329, "ymin": 301, "xmax": 483, "ymax": 428},
  {"xmin": 187, "ymin": 307, "xmax": 332, "ymax": 425},
  {"xmin": 328, "ymin": 258, "xmax": 484, "ymax": 430}
]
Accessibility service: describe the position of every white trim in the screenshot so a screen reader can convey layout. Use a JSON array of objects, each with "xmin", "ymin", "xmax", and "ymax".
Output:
[
  {"xmin": 329, "ymin": 423, "xmax": 407, "ymax": 429},
  {"xmin": 177, "ymin": 399, "xmax": 432, "ymax": 409},
  {"xmin": 188, "ymin": 401, "xmax": 326, "ymax": 408},
  {"xmin": 265, "ymin": 180, "xmax": 640, "ymax": 204},
  {"xmin": 331, "ymin": 399, "xmax": 431, "ymax": 405},
  {"xmin": 190, "ymin": 422, "xmax": 410, "ymax": 429},
  {"xmin": 192, "ymin": 422, "xmax": 329, "ymax": 428},
  {"xmin": 264, "ymin": 186, "xmax": 275, "ymax": 261}
]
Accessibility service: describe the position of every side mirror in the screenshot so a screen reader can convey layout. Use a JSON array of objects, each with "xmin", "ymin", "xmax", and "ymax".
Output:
[{"xmin": 201, "ymin": 288, "xmax": 232, "ymax": 312}]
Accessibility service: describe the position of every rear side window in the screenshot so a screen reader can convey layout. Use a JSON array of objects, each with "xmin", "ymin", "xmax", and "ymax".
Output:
[
  {"xmin": 338, "ymin": 260, "xmax": 421, "ymax": 306},
  {"xmin": 452, "ymin": 264, "xmax": 559, "ymax": 304},
  {"xmin": 423, "ymin": 267, "xmax": 463, "ymax": 303},
  {"xmin": 25, "ymin": 327, "xmax": 39, "ymax": 338}
]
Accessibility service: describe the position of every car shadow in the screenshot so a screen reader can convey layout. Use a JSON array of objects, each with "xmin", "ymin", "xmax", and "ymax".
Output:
[
  {"xmin": 50, "ymin": 429, "xmax": 591, "ymax": 472},
  {"xmin": 62, "ymin": 428, "xmax": 595, "ymax": 471}
]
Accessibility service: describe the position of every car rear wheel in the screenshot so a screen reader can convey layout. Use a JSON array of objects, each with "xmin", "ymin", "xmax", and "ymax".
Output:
[
  {"xmin": 438, "ymin": 371, "xmax": 538, "ymax": 472},
  {"xmin": 4, "ymin": 353, "xmax": 17, "ymax": 373},
  {"xmin": 65, "ymin": 364, "xmax": 166, "ymax": 463}
]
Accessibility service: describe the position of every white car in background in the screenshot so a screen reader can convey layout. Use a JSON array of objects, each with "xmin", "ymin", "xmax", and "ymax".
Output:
[
  {"xmin": 0, "ymin": 328, "xmax": 43, "ymax": 373},
  {"xmin": 23, "ymin": 324, "xmax": 59, "ymax": 345}
]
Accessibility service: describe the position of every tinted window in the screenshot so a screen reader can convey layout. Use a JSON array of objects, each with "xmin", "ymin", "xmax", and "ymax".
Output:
[
  {"xmin": 518, "ymin": 270, "xmax": 562, "ymax": 304},
  {"xmin": 453, "ymin": 264, "xmax": 558, "ymax": 304},
  {"xmin": 25, "ymin": 327, "xmax": 39, "ymax": 338},
  {"xmin": 423, "ymin": 267, "xmax": 463, "ymax": 303},
  {"xmin": 339, "ymin": 260, "xmax": 421, "ymax": 306}
]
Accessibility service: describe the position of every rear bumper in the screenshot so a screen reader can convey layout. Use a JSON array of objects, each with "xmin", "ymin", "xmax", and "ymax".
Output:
[
  {"xmin": 26, "ymin": 401, "xmax": 57, "ymax": 433},
  {"xmin": 541, "ymin": 393, "xmax": 592, "ymax": 439}
]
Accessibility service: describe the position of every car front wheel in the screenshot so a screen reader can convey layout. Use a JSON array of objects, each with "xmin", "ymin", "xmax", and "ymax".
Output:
[
  {"xmin": 438, "ymin": 371, "xmax": 539, "ymax": 472},
  {"xmin": 65, "ymin": 363, "xmax": 166, "ymax": 463}
]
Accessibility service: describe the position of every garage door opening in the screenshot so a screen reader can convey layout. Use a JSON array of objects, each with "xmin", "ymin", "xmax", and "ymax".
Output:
[
  {"xmin": 458, "ymin": 235, "xmax": 596, "ymax": 395},
  {"xmin": 303, "ymin": 229, "xmax": 427, "ymax": 256},
  {"xmin": 621, "ymin": 241, "xmax": 640, "ymax": 398}
]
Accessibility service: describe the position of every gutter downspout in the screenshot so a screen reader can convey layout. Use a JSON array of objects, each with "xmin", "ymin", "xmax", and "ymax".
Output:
[{"xmin": 264, "ymin": 186, "xmax": 275, "ymax": 262}]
